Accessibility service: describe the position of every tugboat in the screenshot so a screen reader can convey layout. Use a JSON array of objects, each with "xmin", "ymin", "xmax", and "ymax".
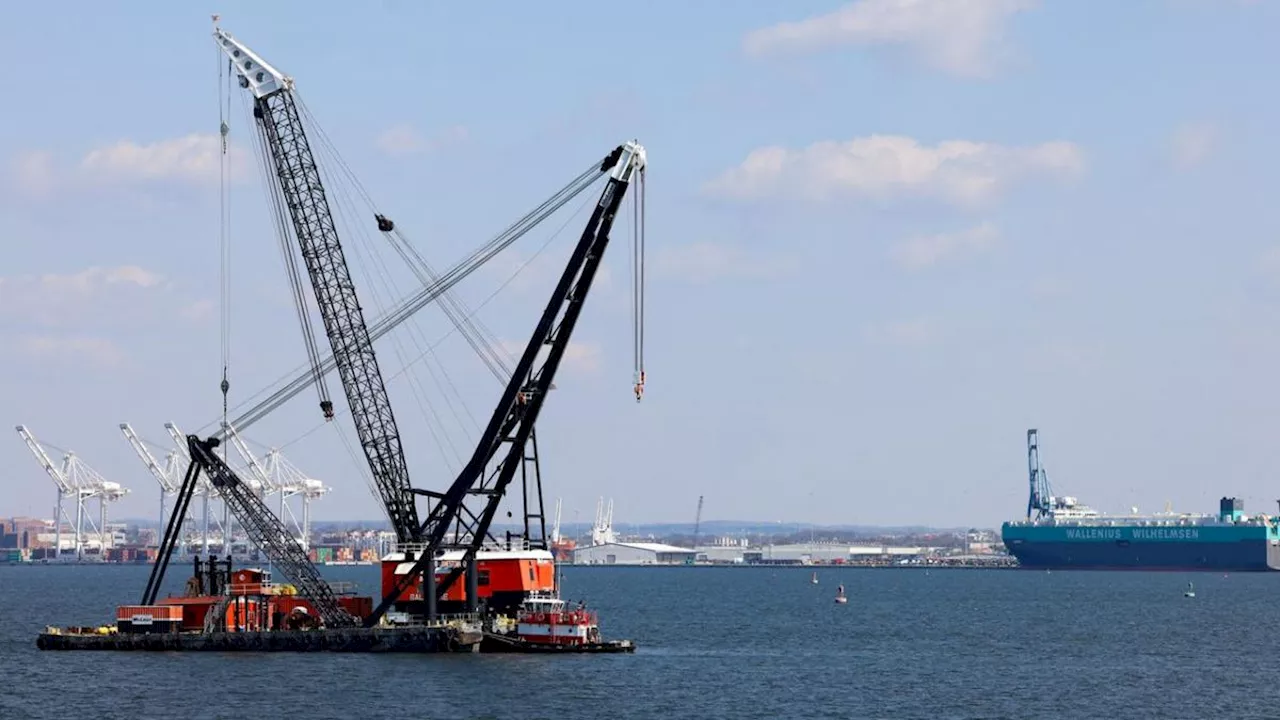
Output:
[{"xmin": 482, "ymin": 591, "xmax": 634, "ymax": 653}]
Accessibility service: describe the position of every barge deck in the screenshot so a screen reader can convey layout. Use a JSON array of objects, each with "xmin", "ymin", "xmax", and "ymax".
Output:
[{"xmin": 37, "ymin": 624, "xmax": 482, "ymax": 652}]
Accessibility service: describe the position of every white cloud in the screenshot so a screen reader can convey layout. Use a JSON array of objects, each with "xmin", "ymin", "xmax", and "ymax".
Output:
[
  {"xmin": 0, "ymin": 265, "xmax": 166, "ymax": 326},
  {"xmin": 38, "ymin": 265, "xmax": 164, "ymax": 292},
  {"xmin": 79, "ymin": 133, "xmax": 247, "ymax": 186},
  {"xmin": 19, "ymin": 335, "xmax": 125, "ymax": 368},
  {"xmin": 563, "ymin": 341, "xmax": 602, "ymax": 373},
  {"xmin": 865, "ymin": 318, "xmax": 940, "ymax": 347},
  {"xmin": 7, "ymin": 134, "xmax": 250, "ymax": 199},
  {"xmin": 1169, "ymin": 123, "xmax": 1216, "ymax": 170},
  {"xmin": 890, "ymin": 221, "xmax": 999, "ymax": 269},
  {"xmin": 743, "ymin": 0, "xmax": 1036, "ymax": 77},
  {"xmin": 706, "ymin": 135, "xmax": 1083, "ymax": 206},
  {"xmin": 180, "ymin": 299, "xmax": 216, "ymax": 321},
  {"xmin": 654, "ymin": 242, "xmax": 797, "ymax": 283},
  {"xmin": 376, "ymin": 124, "xmax": 469, "ymax": 156},
  {"xmin": 10, "ymin": 151, "xmax": 55, "ymax": 197}
]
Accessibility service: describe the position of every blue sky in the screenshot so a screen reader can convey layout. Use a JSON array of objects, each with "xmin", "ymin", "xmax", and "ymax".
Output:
[{"xmin": 3, "ymin": 0, "xmax": 1279, "ymax": 530}]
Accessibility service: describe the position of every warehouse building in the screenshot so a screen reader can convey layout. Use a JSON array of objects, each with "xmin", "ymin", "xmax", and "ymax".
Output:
[{"xmin": 573, "ymin": 541, "xmax": 696, "ymax": 565}]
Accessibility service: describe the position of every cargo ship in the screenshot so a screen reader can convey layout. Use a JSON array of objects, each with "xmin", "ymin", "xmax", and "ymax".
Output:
[{"xmin": 1000, "ymin": 430, "xmax": 1280, "ymax": 571}]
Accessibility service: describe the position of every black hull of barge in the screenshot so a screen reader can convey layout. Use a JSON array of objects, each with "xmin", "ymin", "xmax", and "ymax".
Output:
[{"xmin": 37, "ymin": 626, "xmax": 482, "ymax": 652}]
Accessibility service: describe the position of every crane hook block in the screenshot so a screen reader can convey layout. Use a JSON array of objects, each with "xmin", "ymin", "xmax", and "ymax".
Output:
[
  {"xmin": 375, "ymin": 214, "xmax": 395, "ymax": 233},
  {"xmin": 320, "ymin": 400, "xmax": 335, "ymax": 420}
]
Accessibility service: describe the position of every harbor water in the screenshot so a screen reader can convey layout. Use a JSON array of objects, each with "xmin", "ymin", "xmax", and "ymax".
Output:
[{"xmin": 1, "ymin": 564, "xmax": 1277, "ymax": 719}]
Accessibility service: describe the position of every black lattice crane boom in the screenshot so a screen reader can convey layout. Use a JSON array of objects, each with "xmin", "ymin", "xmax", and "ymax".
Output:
[
  {"xmin": 214, "ymin": 27, "xmax": 421, "ymax": 544},
  {"xmin": 368, "ymin": 142, "xmax": 647, "ymax": 626}
]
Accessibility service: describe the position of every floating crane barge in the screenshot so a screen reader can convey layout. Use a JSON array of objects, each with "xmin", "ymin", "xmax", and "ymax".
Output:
[{"xmin": 37, "ymin": 23, "xmax": 643, "ymax": 655}]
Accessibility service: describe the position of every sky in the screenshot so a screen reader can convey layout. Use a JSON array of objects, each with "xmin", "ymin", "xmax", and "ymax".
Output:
[{"xmin": 2, "ymin": 0, "xmax": 1280, "ymax": 530}]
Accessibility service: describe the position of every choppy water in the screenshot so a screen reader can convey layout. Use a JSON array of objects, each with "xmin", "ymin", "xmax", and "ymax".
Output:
[{"xmin": 1, "ymin": 565, "xmax": 1276, "ymax": 719}]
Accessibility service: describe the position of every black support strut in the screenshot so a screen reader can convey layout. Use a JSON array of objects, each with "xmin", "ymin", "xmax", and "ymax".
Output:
[
  {"xmin": 186, "ymin": 435, "xmax": 356, "ymax": 628},
  {"xmin": 141, "ymin": 457, "xmax": 202, "ymax": 606}
]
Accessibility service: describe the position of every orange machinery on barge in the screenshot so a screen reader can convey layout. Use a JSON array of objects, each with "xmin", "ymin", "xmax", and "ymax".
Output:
[
  {"xmin": 379, "ymin": 545, "xmax": 557, "ymax": 616},
  {"xmin": 156, "ymin": 558, "xmax": 373, "ymax": 632}
]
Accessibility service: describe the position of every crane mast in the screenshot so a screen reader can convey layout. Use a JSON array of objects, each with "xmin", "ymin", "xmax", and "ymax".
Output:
[
  {"xmin": 214, "ymin": 27, "xmax": 421, "ymax": 544},
  {"xmin": 370, "ymin": 142, "xmax": 646, "ymax": 625}
]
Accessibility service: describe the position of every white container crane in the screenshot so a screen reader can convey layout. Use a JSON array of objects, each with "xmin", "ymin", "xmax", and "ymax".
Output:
[
  {"xmin": 64, "ymin": 452, "xmax": 129, "ymax": 555},
  {"xmin": 591, "ymin": 497, "xmax": 616, "ymax": 546},
  {"xmin": 119, "ymin": 423, "xmax": 188, "ymax": 551},
  {"xmin": 16, "ymin": 424, "xmax": 90, "ymax": 560},
  {"xmin": 223, "ymin": 422, "xmax": 278, "ymax": 501},
  {"xmin": 260, "ymin": 447, "xmax": 328, "ymax": 551},
  {"xmin": 15, "ymin": 425, "xmax": 128, "ymax": 560}
]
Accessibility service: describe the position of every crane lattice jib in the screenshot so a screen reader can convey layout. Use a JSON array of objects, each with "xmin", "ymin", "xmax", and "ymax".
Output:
[
  {"xmin": 368, "ymin": 142, "xmax": 645, "ymax": 625},
  {"xmin": 186, "ymin": 435, "xmax": 356, "ymax": 628},
  {"xmin": 215, "ymin": 27, "xmax": 421, "ymax": 543}
]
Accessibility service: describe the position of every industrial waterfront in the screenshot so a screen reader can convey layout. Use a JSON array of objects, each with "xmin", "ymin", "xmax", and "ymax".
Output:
[{"xmin": 1, "ymin": 494, "xmax": 1013, "ymax": 568}]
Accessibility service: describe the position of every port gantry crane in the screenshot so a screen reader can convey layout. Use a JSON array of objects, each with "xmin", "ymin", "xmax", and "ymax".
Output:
[
  {"xmin": 1026, "ymin": 429, "xmax": 1053, "ymax": 521},
  {"xmin": 210, "ymin": 24, "xmax": 647, "ymax": 627},
  {"xmin": 119, "ymin": 423, "xmax": 187, "ymax": 551}
]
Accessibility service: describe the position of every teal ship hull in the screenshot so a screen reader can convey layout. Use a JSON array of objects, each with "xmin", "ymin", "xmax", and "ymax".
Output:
[
  {"xmin": 1002, "ymin": 521, "xmax": 1280, "ymax": 571},
  {"xmin": 1006, "ymin": 430, "xmax": 1279, "ymax": 571}
]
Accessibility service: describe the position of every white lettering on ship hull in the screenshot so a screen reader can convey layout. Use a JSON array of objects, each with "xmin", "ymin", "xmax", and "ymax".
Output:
[
  {"xmin": 1131, "ymin": 528, "xmax": 1200, "ymax": 540},
  {"xmin": 1063, "ymin": 528, "xmax": 1202, "ymax": 540},
  {"xmin": 1064, "ymin": 528, "xmax": 1122, "ymax": 540}
]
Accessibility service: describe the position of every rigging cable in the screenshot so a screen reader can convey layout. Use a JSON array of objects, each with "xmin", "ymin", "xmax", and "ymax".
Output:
[
  {"xmin": 633, "ymin": 167, "xmax": 646, "ymax": 403},
  {"xmin": 218, "ymin": 45, "xmax": 231, "ymax": 433},
  {"xmin": 296, "ymin": 97, "xmax": 515, "ymax": 382},
  {"xmin": 245, "ymin": 96, "xmax": 335, "ymax": 421},
  {"xmin": 311, "ymin": 133, "xmax": 469, "ymax": 468},
  {"xmin": 267, "ymin": 193, "xmax": 596, "ymax": 457},
  {"xmin": 200, "ymin": 162, "xmax": 605, "ymax": 437}
]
